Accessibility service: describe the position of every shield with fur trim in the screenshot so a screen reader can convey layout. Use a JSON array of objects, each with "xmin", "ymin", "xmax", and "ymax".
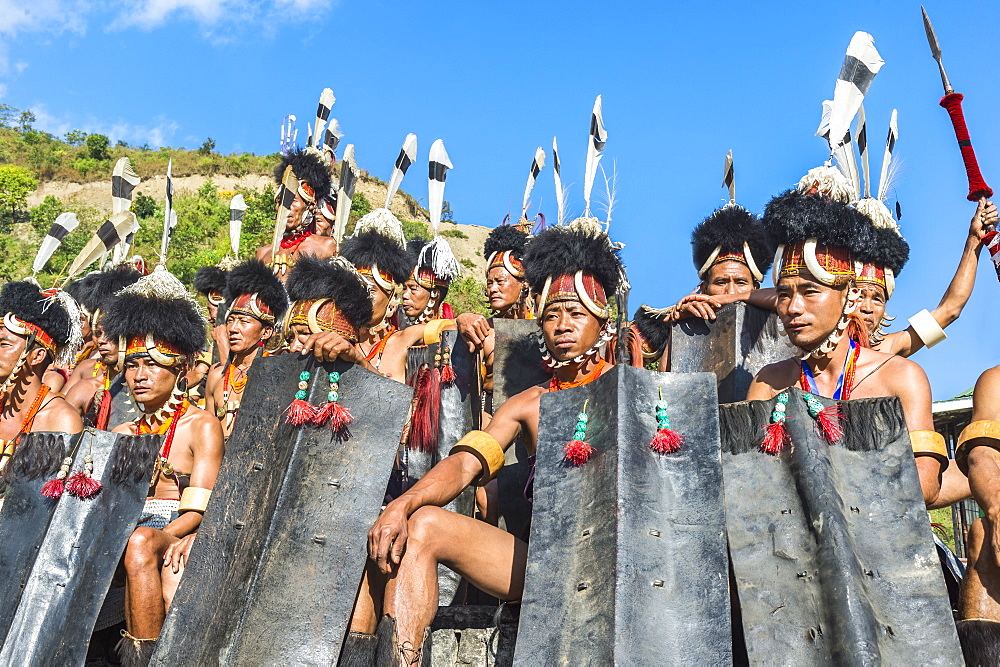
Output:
[
  {"xmin": 516, "ymin": 365, "xmax": 730, "ymax": 663},
  {"xmin": 720, "ymin": 390, "xmax": 962, "ymax": 663},
  {"xmin": 152, "ymin": 353, "xmax": 411, "ymax": 664},
  {"xmin": 670, "ymin": 302, "xmax": 795, "ymax": 403},
  {"xmin": 0, "ymin": 430, "xmax": 160, "ymax": 664}
]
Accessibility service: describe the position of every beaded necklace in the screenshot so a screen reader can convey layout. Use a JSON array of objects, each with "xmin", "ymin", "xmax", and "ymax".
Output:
[
  {"xmin": 362, "ymin": 327, "xmax": 397, "ymax": 368},
  {"xmin": 0, "ymin": 385, "xmax": 50, "ymax": 472},
  {"xmin": 137, "ymin": 399, "xmax": 188, "ymax": 482},
  {"xmin": 799, "ymin": 339, "xmax": 859, "ymax": 401},
  {"xmin": 549, "ymin": 359, "xmax": 607, "ymax": 392}
]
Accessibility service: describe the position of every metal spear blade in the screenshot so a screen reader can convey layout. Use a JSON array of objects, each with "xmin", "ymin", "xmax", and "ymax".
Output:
[{"xmin": 921, "ymin": 6, "xmax": 954, "ymax": 94}]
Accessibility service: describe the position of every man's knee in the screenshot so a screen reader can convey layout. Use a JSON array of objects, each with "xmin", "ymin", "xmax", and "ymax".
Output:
[
  {"xmin": 407, "ymin": 506, "xmax": 451, "ymax": 548},
  {"xmin": 125, "ymin": 527, "xmax": 164, "ymax": 571}
]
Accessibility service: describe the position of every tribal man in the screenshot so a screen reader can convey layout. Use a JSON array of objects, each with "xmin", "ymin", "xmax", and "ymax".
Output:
[
  {"xmin": 401, "ymin": 238, "xmax": 457, "ymax": 327},
  {"xmin": 0, "ymin": 282, "xmax": 83, "ymax": 473},
  {"xmin": 746, "ymin": 166, "xmax": 945, "ymax": 507},
  {"xmin": 364, "ymin": 220, "xmax": 624, "ymax": 664},
  {"xmin": 64, "ymin": 266, "xmax": 143, "ymax": 429},
  {"xmin": 105, "ymin": 269, "xmax": 225, "ymax": 663},
  {"xmin": 204, "ymin": 259, "xmax": 288, "ymax": 439},
  {"xmin": 256, "ymin": 148, "xmax": 338, "ymax": 279}
]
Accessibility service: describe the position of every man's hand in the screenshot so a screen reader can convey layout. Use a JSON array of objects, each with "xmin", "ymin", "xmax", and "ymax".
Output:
[
  {"xmin": 972, "ymin": 198, "xmax": 998, "ymax": 243},
  {"xmin": 368, "ymin": 501, "xmax": 409, "ymax": 574},
  {"xmin": 163, "ymin": 533, "xmax": 196, "ymax": 574},
  {"xmin": 211, "ymin": 323, "xmax": 230, "ymax": 360},
  {"xmin": 456, "ymin": 313, "xmax": 491, "ymax": 353},
  {"xmin": 300, "ymin": 331, "xmax": 364, "ymax": 365},
  {"xmin": 672, "ymin": 293, "xmax": 723, "ymax": 321}
]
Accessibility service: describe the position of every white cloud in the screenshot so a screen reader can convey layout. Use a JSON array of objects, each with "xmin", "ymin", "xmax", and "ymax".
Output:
[
  {"xmin": 111, "ymin": 0, "xmax": 334, "ymax": 30},
  {"xmin": 31, "ymin": 103, "xmax": 180, "ymax": 148}
]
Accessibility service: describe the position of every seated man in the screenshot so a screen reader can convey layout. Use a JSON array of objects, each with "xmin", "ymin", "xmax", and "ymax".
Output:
[
  {"xmin": 0, "ymin": 281, "xmax": 83, "ymax": 467},
  {"xmin": 364, "ymin": 220, "xmax": 624, "ymax": 664},
  {"xmin": 747, "ymin": 166, "xmax": 945, "ymax": 507},
  {"xmin": 255, "ymin": 148, "xmax": 338, "ymax": 279},
  {"xmin": 204, "ymin": 259, "xmax": 288, "ymax": 439},
  {"xmin": 104, "ymin": 269, "xmax": 225, "ymax": 663},
  {"xmin": 657, "ymin": 199, "xmax": 775, "ymax": 371},
  {"xmin": 401, "ymin": 238, "xmax": 457, "ymax": 326}
]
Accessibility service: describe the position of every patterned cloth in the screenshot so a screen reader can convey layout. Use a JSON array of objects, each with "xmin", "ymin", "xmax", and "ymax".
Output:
[{"xmin": 137, "ymin": 498, "xmax": 179, "ymax": 530}]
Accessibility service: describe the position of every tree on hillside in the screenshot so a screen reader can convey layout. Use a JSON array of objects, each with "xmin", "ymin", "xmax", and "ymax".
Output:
[
  {"xmin": 0, "ymin": 165, "xmax": 38, "ymax": 228},
  {"xmin": 441, "ymin": 200, "xmax": 455, "ymax": 223},
  {"xmin": 29, "ymin": 195, "xmax": 63, "ymax": 236},
  {"xmin": 132, "ymin": 193, "xmax": 157, "ymax": 219},
  {"xmin": 64, "ymin": 129, "xmax": 88, "ymax": 146},
  {"xmin": 198, "ymin": 138, "xmax": 216, "ymax": 156},
  {"xmin": 17, "ymin": 110, "xmax": 35, "ymax": 133},
  {"xmin": 85, "ymin": 134, "xmax": 111, "ymax": 160},
  {"xmin": 0, "ymin": 104, "xmax": 19, "ymax": 129}
]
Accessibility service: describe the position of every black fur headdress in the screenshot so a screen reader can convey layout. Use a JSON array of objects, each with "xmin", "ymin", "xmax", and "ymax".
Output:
[
  {"xmin": 0, "ymin": 281, "xmax": 73, "ymax": 348},
  {"xmin": 225, "ymin": 259, "xmax": 289, "ymax": 321},
  {"xmin": 631, "ymin": 305, "xmax": 671, "ymax": 356},
  {"xmin": 193, "ymin": 266, "xmax": 229, "ymax": 297},
  {"xmin": 274, "ymin": 148, "xmax": 332, "ymax": 204},
  {"xmin": 64, "ymin": 272, "xmax": 103, "ymax": 312},
  {"xmin": 103, "ymin": 272, "xmax": 206, "ymax": 358},
  {"xmin": 286, "ymin": 256, "xmax": 373, "ymax": 334},
  {"xmin": 691, "ymin": 205, "xmax": 773, "ymax": 277},
  {"xmin": 341, "ymin": 230, "xmax": 412, "ymax": 285},
  {"xmin": 761, "ymin": 188, "xmax": 876, "ymax": 258},
  {"xmin": 92, "ymin": 265, "xmax": 143, "ymax": 315},
  {"xmin": 523, "ymin": 224, "xmax": 625, "ymax": 297},
  {"xmin": 484, "ymin": 225, "xmax": 529, "ymax": 262}
]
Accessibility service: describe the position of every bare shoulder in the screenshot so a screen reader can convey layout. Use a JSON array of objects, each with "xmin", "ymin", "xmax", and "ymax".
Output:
[
  {"xmin": 972, "ymin": 365, "xmax": 1000, "ymax": 421},
  {"xmin": 300, "ymin": 237, "xmax": 337, "ymax": 259},
  {"xmin": 396, "ymin": 323, "xmax": 428, "ymax": 349},
  {"xmin": 35, "ymin": 396, "xmax": 83, "ymax": 434},
  {"xmin": 179, "ymin": 404, "xmax": 225, "ymax": 451},
  {"xmin": 865, "ymin": 349, "xmax": 928, "ymax": 384},
  {"xmin": 506, "ymin": 385, "xmax": 546, "ymax": 414},
  {"xmin": 255, "ymin": 245, "xmax": 271, "ymax": 261},
  {"xmin": 748, "ymin": 358, "xmax": 798, "ymax": 399}
]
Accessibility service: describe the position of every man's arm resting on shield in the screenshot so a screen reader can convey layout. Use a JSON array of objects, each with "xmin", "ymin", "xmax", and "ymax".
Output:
[
  {"xmin": 162, "ymin": 412, "xmax": 225, "ymax": 539},
  {"xmin": 888, "ymin": 357, "xmax": 942, "ymax": 507},
  {"xmin": 368, "ymin": 389, "xmax": 529, "ymax": 574},
  {"xmin": 961, "ymin": 367, "xmax": 1000, "ymax": 557}
]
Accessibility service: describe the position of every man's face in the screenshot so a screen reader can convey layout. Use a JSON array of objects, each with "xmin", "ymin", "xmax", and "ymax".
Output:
[
  {"xmin": 0, "ymin": 327, "xmax": 28, "ymax": 378},
  {"xmin": 540, "ymin": 301, "xmax": 603, "ymax": 362},
  {"xmin": 402, "ymin": 280, "xmax": 431, "ymax": 319},
  {"xmin": 314, "ymin": 215, "xmax": 332, "ymax": 237},
  {"xmin": 206, "ymin": 293, "xmax": 223, "ymax": 325},
  {"xmin": 287, "ymin": 323, "xmax": 311, "ymax": 353},
  {"xmin": 282, "ymin": 194, "xmax": 306, "ymax": 231},
  {"xmin": 80, "ymin": 313, "xmax": 92, "ymax": 345},
  {"xmin": 485, "ymin": 267, "xmax": 523, "ymax": 312},
  {"xmin": 775, "ymin": 273, "xmax": 847, "ymax": 350},
  {"xmin": 123, "ymin": 356, "xmax": 182, "ymax": 408},
  {"xmin": 857, "ymin": 284, "xmax": 888, "ymax": 334},
  {"xmin": 702, "ymin": 261, "xmax": 755, "ymax": 296},
  {"xmin": 93, "ymin": 321, "xmax": 119, "ymax": 366},
  {"xmin": 226, "ymin": 313, "xmax": 270, "ymax": 354},
  {"xmin": 368, "ymin": 284, "xmax": 393, "ymax": 328}
]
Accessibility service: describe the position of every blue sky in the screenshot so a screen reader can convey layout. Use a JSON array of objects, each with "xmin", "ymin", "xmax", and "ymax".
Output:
[{"xmin": 3, "ymin": 0, "xmax": 1000, "ymax": 400}]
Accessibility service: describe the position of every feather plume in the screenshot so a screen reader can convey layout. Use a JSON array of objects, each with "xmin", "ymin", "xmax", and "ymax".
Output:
[
  {"xmin": 521, "ymin": 147, "xmax": 546, "ymax": 221},
  {"xmin": 857, "ymin": 104, "xmax": 870, "ymax": 198},
  {"xmin": 427, "ymin": 139, "xmax": 453, "ymax": 235},
  {"xmin": 723, "ymin": 150, "xmax": 735, "ymax": 204},
  {"xmin": 385, "ymin": 134, "xmax": 417, "ymax": 209},
  {"xmin": 312, "ymin": 88, "xmax": 336, "ymax": 149},
  {"xmin": 816, "ymin": 101, "xmax": 860, "ymax": 199},
  {"xmin": 66, "ymin": 211, "xmax": 138, "ymax": 280},
  {"xmin": 583, "ymin": 95, "xmax": 606, "ymax": 218},
  {"xmin": 324, "ymin": 118, "xmax": 343, "ymax": 155},
  {"xmin": 159, "ymin": 158, "xmax": 177, "ymax": 264},
  {"xmin": 32, "ymin": 212, "xmax": 79, "ymax": 275},
  {"xmin": 599, "ymin": 162, "xmax": 618, "ymax": 227},
  {"xmin": 280, "ymin": 114, "xmax": 298, "ymax": 155},
  {"xmin": 334, "ymin": 144, "xmax": 359, "ymax": 245},
  {"xmin": 818, "ymin": 32, "xmax": 883, "ymax": 157},
  {"xmin": 111, "ymin": 157, "xmax": 140, "ymax": 215},
  {"xmin": 878, "ymin": 109, "xmax": 899, "ymax": 201},
  {"xmin": 271, "ymin": 165, "xmax": 299, "ymax": 257},
  {"xmin": 306, "ymin": 122, "xmax": 313, "ymax": 148},
  {"xmin": 552, "ymin": 136, "xmax": 566, "ymax": 225},
  {"xmin": 418, "ymin": 237, "xmax": 462, "ymax": 283},
  {"xmin": 229, "ymin": 194, "xmax": 246, "ymax": 258}
]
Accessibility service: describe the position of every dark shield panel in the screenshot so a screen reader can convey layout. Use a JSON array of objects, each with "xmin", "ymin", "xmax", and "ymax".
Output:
[
  {"xmin": 403, "ymin": 330, "xmax": 476, "ymax": 605},
  {"xmin": 721, "ymin": 391, "xmax": 963, "ymax": 664},
  {"xmin": 151, "ymin": 353, "xmax": 309, "ymax": 664},
  {"xmin": 0, "ymin": 431, "xmax": 160, "ymax": 665},
  {"xmin": 224, "ymin": 362, "xmax": 411, "ymax": 663},
  {"xmin": 670, "ymin": 302, "xmax": 795, "ymax": 403},
  {"xmin": 0, "ymin": 432, "xmax": 72, "ymax": 647},
  {"xmin": 516, "ymin": 365, "xmax": 731, "ymax": 665},
  {"xmin": 492, "ymin": 319, "xmax": 547, "ymax": 542},
  {"xmin": 107, "ymin": 373, "xmax": 139, "ymax": 428}
]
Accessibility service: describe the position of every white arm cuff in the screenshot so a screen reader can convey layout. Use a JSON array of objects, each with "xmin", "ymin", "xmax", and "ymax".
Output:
[{"xmin": 908, "ymin": 309, "xmax": 947, "ymax": 348}]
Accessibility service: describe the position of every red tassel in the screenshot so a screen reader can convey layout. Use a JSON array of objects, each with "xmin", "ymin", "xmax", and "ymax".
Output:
[
  {"xmin": 760, "ymin": 421, "xmax": 790, "ymax": 455},
  {"xmin": 408, "ymin": 366, "xmax": 441, "ymax": 453},
  {"xmin": 284, "ymin": 398, "xmax": 317, "ymax": 425},
  {"xmin": 66, "ymin": 471, "xmax": 102, "ymax": 499},
  {"xmin": 563, "ymin": 439, "xmax": 594, "ymax": 466},
  {"xmin": 439, "ymin": 363, "xmax": 457, "ymax": 385},
  {"xmin": 313, "ymin": 401, "xmax": 353, "ymax": 431},
  {"xmin": 650, "ymin": 428, "xmax": 683, "ymax": 454},
  {"xmin": 40, "ymin": 478, "xmax": 65, "ymax": 499},
  {"xmin": 816, "ymin": 405, "xmax": 844, "ymax": 443}
]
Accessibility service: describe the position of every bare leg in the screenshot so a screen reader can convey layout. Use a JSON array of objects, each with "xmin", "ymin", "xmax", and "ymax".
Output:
[
  {"xmin": 383, "ymin": 506, "xmax": 527, "ymax": 651},
  {"xmin": 348, "ymin": 561, "xmax": 384, "ymax": 634},
  {"xmin": 123, "ymin": 527, "xmax": 178, "ymax": 638},
  {"xmin": 161, "ymin": 562, "xmax": 183, "ymax": 611},
  {"xmin": 475, "ymin": 479, "xmax": 500, "ymax": 526},
  {"xmin": 959, "ymin": 517, "xmax": 1000, "ymax": 620}
]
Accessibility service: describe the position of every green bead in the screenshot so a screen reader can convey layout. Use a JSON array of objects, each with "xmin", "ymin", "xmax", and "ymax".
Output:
[
  {"xmin": 659, "ymin": 417, "xmax": 671, "ymax": 428},
  {"xmin": 299, "ymin": 371, "xmax": 311, "ymax": 381},
  {"xmin": 295, "ymin": 389, "xmax": 308, "ymax": 400},
  {"xmin": 656, "ymin": 400, "xmax": 668, "ymax": 411},
  {"xmin": 577, "ymin": 413, "xmax": 588, "ymax": 423},
  {"xmin": 329, "ymin": 371, "xmax": 340, "ymax": 382},
  {"xmin": 574, "ymin": 431, "xmax": 587, "ymax": 440},
  {"xmin": 328, "ymin": 391, "xmax": 339, "ymax": 402}
]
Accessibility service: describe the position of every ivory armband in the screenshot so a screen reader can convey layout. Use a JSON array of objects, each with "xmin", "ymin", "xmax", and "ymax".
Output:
[
  {"xmin": 179, "ymin": 487, "xmax": 213, "ymax": 513},
  {"xmin": 423, "ymin": 319, "xmax": 455, "ymax": 345},
  {"xmin": 908, "ymin": 309, "xmax": 947, "ymax": 348},
  {"xmin": 908, "ymin": 430, "xmax": 949, "ymax": 471},
  {"xmin": 956, "ymin": 420, "xmax": 1000, "ymax": 475},
  {"xmin": 450, "ymin": 430, "xmax": 505, "ymax": 486}
]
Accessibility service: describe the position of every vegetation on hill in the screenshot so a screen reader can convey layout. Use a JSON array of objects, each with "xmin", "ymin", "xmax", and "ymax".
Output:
[{"xmin": 0, "ymin": 103, "xmax": 488, "ymax": 315}]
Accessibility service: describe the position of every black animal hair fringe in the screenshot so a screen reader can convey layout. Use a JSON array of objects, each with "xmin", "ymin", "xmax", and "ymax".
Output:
[
  {"xmin": 7, "ymin": 432, "xmax": 67, "ymax": 480},
  {"xmin": 111, "ymin": 434, "xmax": 162, "ymax": 485},
  {"xmin": 839, "ymin": 397, "xmax": 906, "ymax": 453},
  {"xmin": 719, "ymin": 400, "xmax": 771, "ymax": 455}
]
